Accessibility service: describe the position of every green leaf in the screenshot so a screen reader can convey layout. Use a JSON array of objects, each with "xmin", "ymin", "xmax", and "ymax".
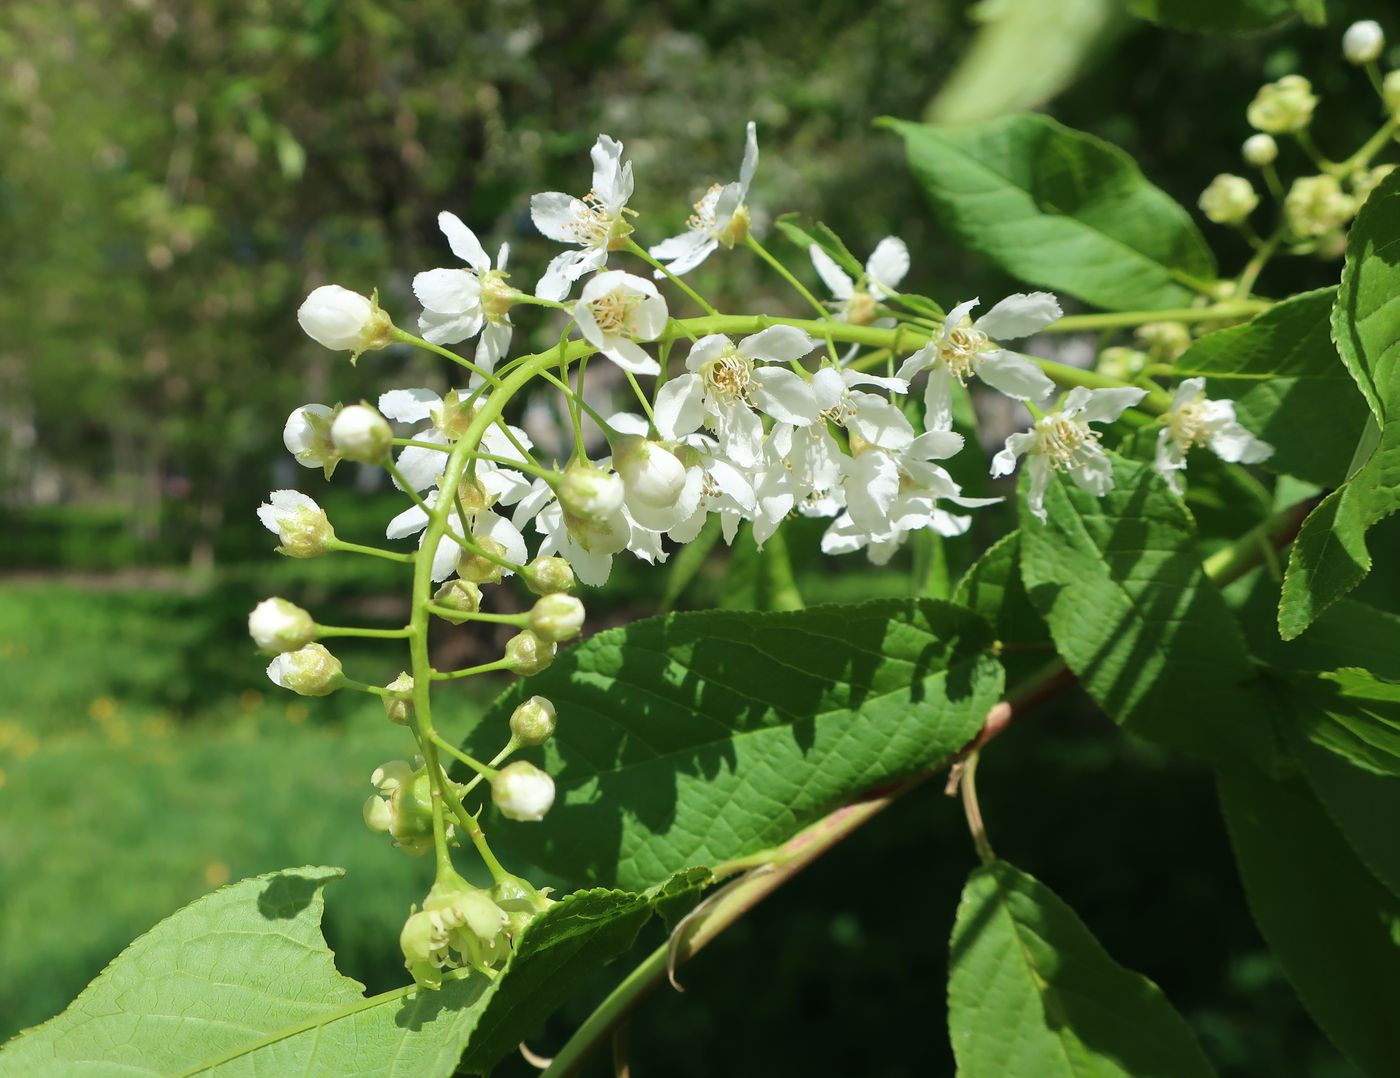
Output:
[
  {"xmin": 954, "ymin": 530, "xmax": 1054, "ymax": 686},
  {"xmin": 928, "ymin": 0, "xmax": 1124, "ymax": 126},
  {"xmin": 0, "ymin": 866, "xmax": 698, "ymax": 1077},
  {"xmin": 773, "ymin": 213, "xmax": 863, "ymax": 278},
  {"xmin": 1279, "ymin": 169, "xmax": 1400, "ymax": 638},
  {"xmin": 948, "ymin": 860, "xmax": 1215, "ymax": 1077},
  {"xmin": 886, "ymin": 114, "xmax": 1216, "ymax": 311},
  {"xmin": 1169, "ymin": 289, "xmax": 1368, "ymax": 487},
  {"xmin": 463, "ymin": 600, "xmax": 1003, "ymax": 891},
  {"xmin": 1286, "ymin": 668, "xmax": 1400, "ymax": 778},
  {"xmin": 1218, "ymin": 765, "xmax": 1400, "ymax": 1075},
  {"xmin": 1019, "ymin": 452, "xmax": 1271, "ymax": 761},
  {"xmin": 1128, "ymin": 0, "xmax": 1296, "ymax": 32}
]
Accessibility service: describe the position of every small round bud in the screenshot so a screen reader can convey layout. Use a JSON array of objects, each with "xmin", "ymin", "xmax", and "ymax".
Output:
[
  {"xmin": 504, "ymin": 630, "xmax": 556, "ymax": 676},
  {"xmin": 248, "ymin": 597, "xmax": 316, "ymax": 653},
  {"xmin": 1343, "ymin": 20, "xmax": 1384, "ymax": 65},
  {"xmin": 1246, "ymin": 75, "xmax": 1318, "ymax": 134},
  {"xmin": 257, "ymin": 490, "xmax": 334, "ymax": 558},
  {"xmin": 1241, "ymin": 133, "xmax": 1278, "ymax": 168},
  {"xmin": 1199, "ymin": 174, "xmax": 1259, "ymax": 225},
  {"xmin": 266, "ymin": 642, "xmax": 343, "ymax": 696},
  {"xmin": 283, "ymin": 404, "xmax": 338, "ymax": 471},
  {"xmin": 1134, "ymin": 322, "xmax": 1192, "ymax": 362},
  {"xmin": 1096, "ymin": 347, "xmax": 1148, "ymax": 381},
  {"xmin": 330, "ymin": 404, "xmax": 393, "ymax": 463},
  {"xmin": 458, "ymin": 538, "xmax": 508, "ymax": 585},
  {"xmin": 557, "ymin": 461, "xmax": 625, "ymax": 524},
  {"xmin": 528, "ymin": 594, "xmax": 585, "ymax": 643},
  {"xmin": 383, "ymin": 672, "xmax": 414, "ymax": 726},
  {"xmin": 432, "ymin": 578, "xmax": 483, "ymax": 621},
  {"xmin": 492, "ymin": 761, "xmax": 556, "ymax": 822},
  {"xmin": 297, "ymin": 284, "xmax": 394, "ymax": 356},
  {"xmin": 1285, "ymin": 174, "xmax": 1358, "ymax": 238},
  {"xmin": 613, "ymin": 438, "xmax": 687, "ymax": 508},
  {"xmin": 1385, "ymin": 70, "xmax": 1400, "ymax": 115},
  {"xmin": 509, "ymin": 695, "xmax": 557, "ymax": 746},
  {"xmin": 523, "ymin": 555, "xmax": 576, "ymax": 596}
]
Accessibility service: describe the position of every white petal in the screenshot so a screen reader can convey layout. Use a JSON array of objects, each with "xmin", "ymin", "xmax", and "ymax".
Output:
[
  {"xmin": 632, "ymin": 292, "xmax": 669, "ymax": 340},
  {"xmin": 477, "ymin": 321, "xmax": 512, "ymax": 369},
  {"xmin": 739, "ymin": 325, "xmax": 818, "ymax": 363},
  {"xmin": 438, "ymin": 211, "xmax": 490, "ymax": 271},
  {"xmin": 535, "ymin": 249, "xmax": 590, "ymax": 302},
  {"xmin": 943, "ymin": 298, "xmax": 980, "ymax": 337},
  {"xmin": 603, "ymin": 339, "xmax": 661, "ymax": 376},
  {"xmin": 530, "ymin": 192, "xmax": 588, "ymax": 244},
  {"xmin": 895, "ymin": 340, "xmax": 938, "ymax": 381},
  {"xmin": 843, "ymin": 370, "xmax": 908, "ymax": 393},
  {"xmin": 976, "ymin": 350, "xmax": 1056, "ymax": 403},
  {"xmin": 1208, "ymin": 421, "xmax": 1274, "ymax": 464},
  {"xmin": 428, "ymin": 532, "xmax": 459, "ymax": 583},
  {"xmin": 393, "ymin": 437, "xmax": 451, "ymax": 492},
  {"xmin": 1069, "ymin": 447, "xmax": 1115, "ymax": 496},
  {"xmin": 591, "ymin": 134, "xmax": 631, "ymax": 211},
  {"xmin": 715, "ymin": 403, "xmax": 763, "ymax": 468},
  {"xmin": 1077, "ymin": 387, "xmax": 1147, "ymax": 425},
  {"xmin": 379, "ymin": 388, "xmax": 440, "ymax": 424},
  {"xmin": 654, "ymin": 375, "xmax": 705, "ymax": 439},
  {"xmin": 908, "ymin": 430, "xmax": 964, "ymax": 461},
  {"xmin": 476, "ymin": 511, "xmax": 527, "ymax": 570},
  {"xmin": 845, "ymin": 451, "xmax": 901, "ymax": 531},
  {"xmin": 1172, "ymin": 377, "xmax": 1206, "ymax": 410},
  {"xmin": 684, "ymin": 334, "xmax": 731, "ymax": 372},
  {"xmin": 922, "ymin": 365, "xmax": 956, "ymax": 432},
  {"xmin": 1025, "ymin": 455, "xmax": 1052, "ymax": 523},
  {"xmin": 419, "ymin": 308, "xmax": 483, "ymax": 346},
  {"xmin": 413, "ymin": 268, "xmax": 481, "ymax": 314},
  {"xmin": 991, "ymin": 431, "xmax": 1037, "ymax": 477},
  {"xmin": 809, "ymin": 245, "xmax": 854, "ymax": 299},
  {"xmin": 849, "ymin": 394, "xmax": 914, "ymax": 450},
  {"xmin": 751, "ymin": 367, "xmax": 820, "ymax": 425},
  {"xmin": 811, "ymin": 367, "xmax": 845, "ymax": 412},
  {"xmin": 387, "ymin": 503, "xmax": 430, "ymax": 540},
  {"xmin": 865, "ymin": 237, "xmax": 909, "ymax": 295},
  {"xmin": 738, "ymin": 121, "xmax": 759, "ymax": 197},
  {"xmin": 974, "ymin": 292, "xmax": 1062, "ymax": 340}
]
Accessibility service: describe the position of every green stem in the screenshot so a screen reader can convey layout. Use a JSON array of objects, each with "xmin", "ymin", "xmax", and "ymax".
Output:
[
  {"xmin": 624, "ymin": 238, "xmax": 717, "ymax": 317},
  {"xmin": 314, "ymin": 624, "xmax": 411, "ymax": 640},
  {"xmin": 325, "ymin": 538, "xmax": 414, "ymax": 563},
  {"xmin": 425, "ymin": 604, "xmax": 528, "ymax": 627},
  {"xmin": 1236, "ymin": 227, "xmax": 1285, "ymax": 299},
  {"xmin": 1041, "ymin": 302, "xmax": 1268, "ymax": 332},
  {"xmin": 957, "ymin": 752, "xmax": 994, "ymax": 864},
  {"xmin": 430, "ymin": 732, "xmax": 499, "ymax": 779},
  {"xmin": 432, "ymin": 658, "xmax": 514, "ymax": 681},
  {"xmin": 438, "ymin": 781, "xmax": 512, "ymax": 885},
  {"xmin": 391, "ymin": 327, "xmax": 503, "ymax": 387},
  {"xmin": 394, "ymin": 438, "xmax": 450, "ymax": 452},
  {"xmin": 744, "ymin": 233, "xmax": 840, "ymax": 363},
  {"xmin": 1336, "ymin": 114, "xmax": 1400, "ymax": 174}
]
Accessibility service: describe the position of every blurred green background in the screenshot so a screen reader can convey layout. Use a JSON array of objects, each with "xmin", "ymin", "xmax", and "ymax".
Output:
[{"xmin": 0, "ymin": 0, "xmax": 1382, "ymax": 1073}]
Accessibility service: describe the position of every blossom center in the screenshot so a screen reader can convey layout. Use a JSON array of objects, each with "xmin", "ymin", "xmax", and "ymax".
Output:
[
  {"xmin": 938, "ymin": 326, "xmax": 990, "ymax": 384},
  {"xmin": 1036, "ymin": 415, "xmax": 1099, "ymax": 471},
  {"xmin": 702, "ymin": 348, "xmax": 753, "ymax": 404},
  {"xmin": 687, "ymin": 184, "xmax": 724, "ymax": 234},
  {"xmin": 568, "ymin": 189, "xmax": 627, "ymax": 250},
  {"xmin": 588, "ymin": 288, "xmax": 642, "ymax": 337},
  {"xmin": 1167, "ymin": 398, "xmax": 1209, "ymax": 451}
]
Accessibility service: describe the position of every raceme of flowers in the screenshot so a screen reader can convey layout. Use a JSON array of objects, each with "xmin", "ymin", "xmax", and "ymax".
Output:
[{"xmin": 257, "ymin": 125, "xmax": 1276, "ymax": 988}]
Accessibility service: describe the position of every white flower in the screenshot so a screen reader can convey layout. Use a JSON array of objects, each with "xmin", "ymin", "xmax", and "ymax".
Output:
[
  {"xmin": 513, "ymin": 474, "xmax": 653, "ymax": 587},
  {"xmin": 575, "ymin": 270, "xmax": 668, "ymax": 375},
  {"xmin": 387, "ymin": 490, "xmax": 528, "ymax": 583},
  {"xmin": 653, "ymin": 327, "xmax": 819, "ymax": 468},
  {"xmin": 283, "ymin": 404, "xmax": 337, "ymax": 472},
  {"xmin": 492, "ymin": 761, "xmax": 556, "ymax": 822},
  {"xmin": 248, "ymin": 598, "xmax": 316, "ymax": 653},
  {"xmin": 613, "ymin": 437, "xmax": 688, "ymax": 510},
  {"xmin": 648, "ymin": 121, "xmax": 758, "ymax": 276},
  {"xmin": 991, "ymin": 386, "xmax": 1147, "ymax": 524},
  {"xmin": 257, "ymin": 490, "xmax": 334, "ymax": 557},
  {"xmin": 413, "ymin": 212, "xmax": 514, "ymax": 372},
  {"xmin": 898, "ymin": 294, "xmax": 1060, "ymax": 430},
  {"xmin": 1155, "ymin": 377, "xmax": 1273, "ymax": 494},
  {"xmin": 377, "ymin": 386, "xmax": 534, "ymax": 502},
  {"xmin": 809, "ymin": 237, "xmax": 910, "ymax": 325},
  {"xmin": 1343, "ymin": 20, "xmax": 1384, "ymax": 65},
  {"xmin": 330, "ymin": 403, "xmax": 393, "ymax": 463},
  {"xmin": 530, "ymin": 134, "xmax": 634, "ymax": 301},
  {"xmin": 297, "ymin": 285, "xmax": 392, "ymax": 358}
]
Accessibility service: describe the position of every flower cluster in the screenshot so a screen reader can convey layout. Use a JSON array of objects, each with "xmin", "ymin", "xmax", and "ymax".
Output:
[{"xmin": 253, "ymin": 121, "xmax": 1279, "ymax": 990}]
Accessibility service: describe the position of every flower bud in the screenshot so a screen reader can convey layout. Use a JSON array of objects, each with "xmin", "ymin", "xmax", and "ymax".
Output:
[
  {"xmin": 565, "ymin": 505, "xmax": 631, "ymax": 556},
  {"xmin": 365, "ymin": 760, "xmax": 446, "ymax": 856},
  {"xmin": 257, "ymin": 490, "xmax": 334, "ymax": 558},
  {"xmin": 1198, "ymin": 174, "xmax": 1259, "ymax": 225},
  {"xmin": 492, "ymin": 761, "xmax": 556, "ymax": 822},
  {"xmin": 613, "ymin": 437, "xmax": 687, "ymax": 508},
  {"xmin": 283, "ymin": 404, "xmax": 338, "ymax": 472},
  {"xmin": 248, "ymin": 597, "xmax": 316, "ymax": 653},
  {"xmin": 509, "ymin": 695, "xmax": 557, "ymax": 746},
  {"xmin": 528, "ymin": 594, "xmax": 585, "ymax": 643},
  {"xmin": 1343, "ymin": 20, "xmax": 1384, "ymax": 65},
  {"xmin": 1246, "ymin": 75, "xmax": 1318, "ymax": 134},
  {"xmin": 1285, "ymin": 174, "xmax": 1357, "ymax": 238},
  {"xmin": 458, "ymin": 537, "xmax": 508, "ymax": 585},
  {"xmin": 504, "ymin": 630, "xmax": 556, "ymax": 676},
  {"xmin": 1385, "ymin": 70, "xmax": 1400, "ymax": 115},
  {"xmin": 297, "ymin": 285, "xmax": 394, "ymax": 358},
  {"xmin": 1096, "ymin": 347, "xmax": 1148, "ymax": 381},
  {"xmin": 266, "ymin": 642, "xmax": 343, "ymax": 696},
  {"xmin": 1241, "ymin": 133, "xmax": 1278, "ymax": 168},
  {"xmin": 330, "ymin": 404, "xmax": 393, "ymax": 463},
  {"xmin": 1134, "ymin": 322, "xmax": 1192, "ymax": 362},
  {"xmin": 400, "ymin": 908, "xmax": 449, "ymax": 989},
  {"xmin": 433, "ymin": 578, "xmax": 483, "ymax": 621},
  {"xmin": 383, "ymin": 671, "xmax": 414, "ymax": 726},
  {"xmin": 522, "ymin": 555, "xmax": 576, "ymax": 596},
  {"xmin": 557, "ymin": 461, "xmax": 625, "ymax": 524}
]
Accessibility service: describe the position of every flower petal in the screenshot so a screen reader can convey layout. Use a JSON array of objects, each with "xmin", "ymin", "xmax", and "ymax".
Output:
[
  {"xmin": 739, "ymin": 325, "xmax": 817, "ymax": 363},
  {"xmin": 378, "ymin": 388, "xmax": 440, "ymax": 424},
  {"xmin": 975, "ymin": 292, "xmax": 1062, "ymax": 340},
  {"xmin": 530, "ymin": 192, "xmax": 588, "ymax": 244},
  {"xmin": 751, "ymin": 367, "xmax": 820, "ymax": 425},
  {"xmin": 977, "ymin": 349, "xmax": 1056, "ymax": 403},
  {"xmin": 654, "ymin": 374, "xmax": 705, "ymax": 440},
  {"xmin": 865, "ymin": 236, "xmax": 909, "ymax": 295},
  {"xmin": 738, "ymin": 120, "xmax": 759, "ymax": 197},
  {"xmin": 438, "ymin": 211, "xmax": 490, "ymax": 271},
  {"xmin": 809, "ymin": 245, "xmax": 853, "ymax": 300}
]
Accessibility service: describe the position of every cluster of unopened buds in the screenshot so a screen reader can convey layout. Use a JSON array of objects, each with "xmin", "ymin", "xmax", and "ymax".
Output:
[
  {"xmin": 1199, "ymin": 19, "xmax": 1398, "ymax": 259},
  {"xmin": 249, "ymin": 116, "xmax": 1275, "ymax": 988}
]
